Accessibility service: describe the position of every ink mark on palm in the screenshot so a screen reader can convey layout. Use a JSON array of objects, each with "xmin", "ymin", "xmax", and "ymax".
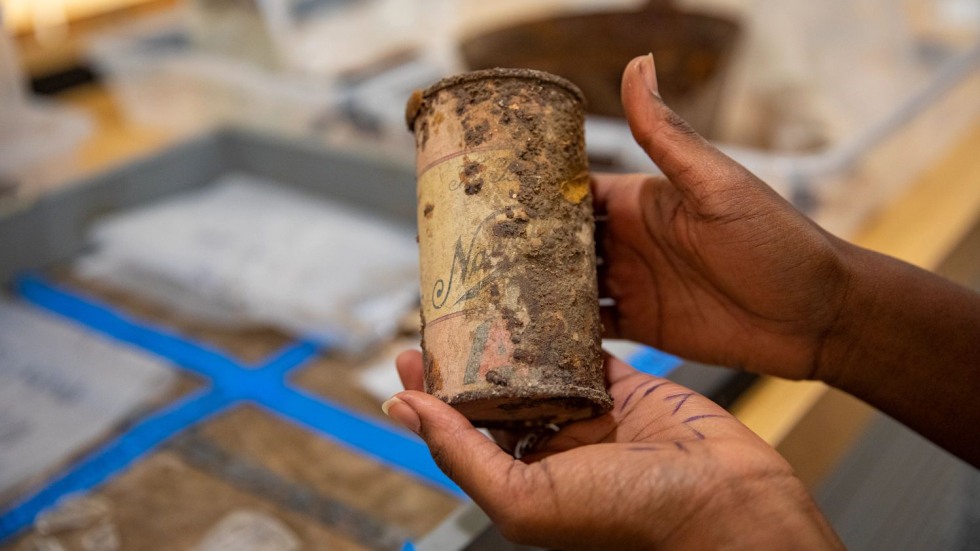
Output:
[
  {"xmin": 682, "ymin": 414, "xmax": 725, "ymax": 440},
  {"xmin": 620, "ymin": 380, "xmax": 670, "ymax": 413},
  {"xmin": 665, "ymin": 392, "xmax": 695, "ymax": 415},
  {"xmin": 643, "ymin": 382, "xmax": 668, "ymax": 399},
  {"xmin": 627, "ymin": 445, "xmax": 662, "ymax": 452}
]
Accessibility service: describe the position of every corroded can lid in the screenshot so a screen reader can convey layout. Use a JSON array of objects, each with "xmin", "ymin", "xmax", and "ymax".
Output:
[{"xmin": 406, "ymin": 68, "xmax": 585, "ymax": 130}]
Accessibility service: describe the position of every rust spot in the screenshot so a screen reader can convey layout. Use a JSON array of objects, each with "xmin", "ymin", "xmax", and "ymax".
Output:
[
  {"xmin": 486, "ymin": 368, "xmax": 511, "ymax": 386},
  {"xmin": 405, "ymin": 89, "xmax": 424, "ymax": 130},
  {"xmin": 461, "ymin": 160, "xmax": 485, "ymax": 195},
  {"xmin": 462, "ymin": 119, "xmax": 491, "ymax": 147},
  {"xmin": 464, "ymin": 179, "xmax": 484, "ymax": 195},
  {"xmin": 424, "ymin": 351, "xmax": 443, "ymax": 393},
  {"xmin": 492, "ymin": 219, "xmax": 527, "ymax": 238},
  {"xmin": 462, "ymin": 160, "xmax": 483, "ymax": 178},
  {"xmin": 561, "ymin": 173, "xmax": 591, "ymax": 204}
]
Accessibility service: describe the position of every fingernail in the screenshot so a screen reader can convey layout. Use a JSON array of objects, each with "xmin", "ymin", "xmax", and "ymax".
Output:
[
  {"xmin": 639, "ymin": 53, "xmax": 660, "ymax": 98},
  {"xmin": 382, "ymin": 396, "xmax": 421, "ymax": 434}
]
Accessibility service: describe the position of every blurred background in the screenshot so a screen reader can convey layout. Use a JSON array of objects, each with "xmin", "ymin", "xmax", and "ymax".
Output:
[{"xmin": 1, "ymin": 0, "xmax": 980, "ymax": 549}]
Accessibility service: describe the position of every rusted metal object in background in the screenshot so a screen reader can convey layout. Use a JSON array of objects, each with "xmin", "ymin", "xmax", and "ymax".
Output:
[
  {"xmin": 459, "ymin": 5, "xmax": 740, "ymax": 138},
  {"xmin": 406, "ymin": 68, "xmax": 612, "ymax": 429}
]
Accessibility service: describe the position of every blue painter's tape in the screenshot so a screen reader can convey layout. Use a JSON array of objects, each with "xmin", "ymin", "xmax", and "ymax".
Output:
[
  {"xmin": 258, "ymin": 385, "xmax": 464, "ymax": 498},
  {"xmin": 629, "ymin": 346, "xmax": 683, "ymax": 378},
  {"xmin": 15, "ymin": 274, "xmax": 243, "ymax": 384},
  {"xmin": 0, "ymin": 389, "xmax": 232, "ymax": 540},
  {"xmin": 257, "ymin": 339, "xmax": 321, "ymax": 376},
  {"xmin": 208, "ymin": 343, "xmax": 322, "ymax": 403}
]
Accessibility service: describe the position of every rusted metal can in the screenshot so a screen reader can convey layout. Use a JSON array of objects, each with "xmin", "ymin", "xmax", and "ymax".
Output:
[{"xmin": 406, "ymin": 68, "xmax": 612, "ymax": 428}]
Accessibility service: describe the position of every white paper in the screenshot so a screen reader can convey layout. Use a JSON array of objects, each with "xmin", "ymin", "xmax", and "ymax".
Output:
[
  {"xmin": 601, "ymin": 339, "xmax": 645, "ymax": 363},
  {"xmin": 0, "ymin": 302, "xmax": 175, "ymax": 495},
  {"xmin": 76, "ymin": 174, "xmax": 420, "ymax": 352},
  {"xmin": 357, "ymin": 339, "xmax": 420, "ymax": 402},
  {"xmin": 194, "ymin": 510, "xmax": 299, "ymax": 551},
  {"xmin": 37, "ymin": 494, "xmax": 111, "ymax": 535}
]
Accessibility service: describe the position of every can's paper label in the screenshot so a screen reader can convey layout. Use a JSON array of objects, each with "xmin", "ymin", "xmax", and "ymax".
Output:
[{"xmin": 417, "ymin": 148, "xmax": 525, "ymax": 393}]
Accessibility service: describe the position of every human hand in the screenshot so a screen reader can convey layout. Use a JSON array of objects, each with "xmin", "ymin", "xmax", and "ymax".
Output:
[
  {"xmin": 601, "ymin": 55, "xmax": 980, "ymax": 469},
  {"xmin": 597, "ymin": 54, "xmax": 852, "ymax": 381},
  {"xmin": 386, "ymin": 350, "xmax": 841, "ymax": 550}
]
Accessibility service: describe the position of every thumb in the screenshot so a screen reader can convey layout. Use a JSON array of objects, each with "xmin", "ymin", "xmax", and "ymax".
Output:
[
  {"xmin": 382, "ymin": 390, "xmax": 524, "ymax": 510},
  {"xmin": 621, "ymin": 54, "xmax": 761, "ymax": 208}
]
